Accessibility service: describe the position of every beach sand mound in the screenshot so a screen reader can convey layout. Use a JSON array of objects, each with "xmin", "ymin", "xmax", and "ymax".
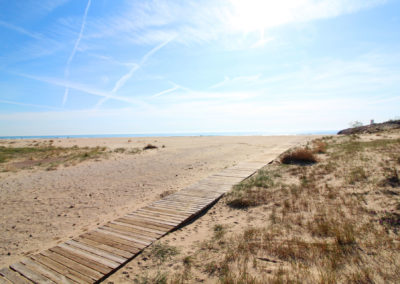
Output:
[{"xmin": 338, "ymin": 119, "xmax": 400, "ymax": 135}]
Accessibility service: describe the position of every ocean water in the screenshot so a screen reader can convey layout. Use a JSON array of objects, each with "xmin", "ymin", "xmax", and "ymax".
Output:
[{"xmin": 0, "ymin": 130, "xmax": 338, "ymax": 140}]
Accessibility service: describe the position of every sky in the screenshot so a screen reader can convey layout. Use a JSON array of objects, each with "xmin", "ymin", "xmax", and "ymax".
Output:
[{"xmin": 0, "ymin": 0, "xmax": 399, "ymax": 136}]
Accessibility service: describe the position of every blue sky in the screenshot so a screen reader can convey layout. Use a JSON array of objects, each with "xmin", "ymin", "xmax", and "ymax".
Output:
[{"xmin": 0, "ymin": 0, "xmax": 399, "ymax": 135}]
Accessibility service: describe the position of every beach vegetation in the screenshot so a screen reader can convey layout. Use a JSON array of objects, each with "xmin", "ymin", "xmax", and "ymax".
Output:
[
  {"xmin": 280, "ymin": 148, "xmax": 317, "ymax": 165},
  {"xmin": 143, "ymin": 144, "xmax": 158, "ymax": 150}
]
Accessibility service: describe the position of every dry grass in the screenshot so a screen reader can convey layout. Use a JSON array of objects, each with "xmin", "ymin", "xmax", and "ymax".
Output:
[
  {"xmin": 0, "ymin": 145, "xmax": 108, "ymax": 172},
  {"xmin": 143, "ymin": 144, "xmax": 158, "ymax": 150},
  {"xmin": 280, "ymin": 148, "xmax": 318, "ymax": 165}
]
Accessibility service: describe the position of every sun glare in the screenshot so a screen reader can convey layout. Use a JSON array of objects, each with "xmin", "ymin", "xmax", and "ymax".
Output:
[{"xmin": 229, "ymin": 0, "xmax": 304, "ymax": 33}]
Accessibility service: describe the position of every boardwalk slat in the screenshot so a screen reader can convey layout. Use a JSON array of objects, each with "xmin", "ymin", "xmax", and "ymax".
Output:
[
  {"xmin": 103, "ymin": 223, "xmax": 157, "ymax": 241},
  {"xmin": 82, "ymin": 232, "xmax": 140, "ymax": 254},
  {"xmin": 66, "ymin": 240, "xmax": 127, "ymax": 264},
  {"xmin": 95, "ymin": 228, "xmax": 150, "ymax": 246},
  {"xmin": 21, "ymin": 258, "xmax": 74, "ymax": 284},
  {"xmin": 118, "ymin": 217, "xmax": 173, "ymax": 232},
  {"xmin": 143, "ymin": 206, "xmax": 192, "ymax": 217},
  {"xmin": 111, "ymin": 220, "xmax": 165, "ymax": 235},
  {"xmin": 136, "ymin": 209, "xmax": 187, "ymax": 222},
  {"xmin": 31, "ymin": 253, "xmax": 95, "ymax": 283},
  {"xmin": 126, "ymin": 213, "xmax": 181, "ymax": 226},
  {"xmin": 75, "ymin": 237, "xmax": 134, "ymax": 259},
  {"xmin": 10, "ymin": 262, "xmax": 54, "ymax": 284},
  {"xmin": 58, "ymin": 243, "xmax": 119, "ymax": 269},
  {"xmin": 0, "ymin": 268, "xmax": 32, "ymax": 284},
  {"xmin": 106, "ymin": 222, "xmax": 159, "ymax": 239},
  {"xmin": 50, "ymin": 246, "xmax": 111, "ymax": 275},
  {"xmin": 86, "ymin": 231, "xmax": 145, "ymax": 250},
  {"xmin": 139, "ymin": 208, "xmax": 190, "ymax": 219}
]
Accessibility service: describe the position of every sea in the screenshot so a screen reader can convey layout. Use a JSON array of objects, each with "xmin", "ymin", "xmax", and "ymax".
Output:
[{"xmin": 0, "ymin": 130, "xmax": 338, "ymax": 140}]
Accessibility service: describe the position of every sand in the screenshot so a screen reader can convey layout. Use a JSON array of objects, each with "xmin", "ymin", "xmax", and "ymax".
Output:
[{"xmin": 0, "ymin": 135, "xmax": 313, "ymax": 268}]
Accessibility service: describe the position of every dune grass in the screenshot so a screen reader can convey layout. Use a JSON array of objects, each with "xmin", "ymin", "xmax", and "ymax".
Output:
[{"xmin": 0, "ymin": 145, "xmax": 108, "ymax": 171}]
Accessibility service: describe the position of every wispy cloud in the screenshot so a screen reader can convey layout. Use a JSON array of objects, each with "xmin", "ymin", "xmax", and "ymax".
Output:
[
  {"xmin": 0, "ymin": 99, "xmax": 62, "ymax": 110},
  {"xmin": 151, "ymin": 86, "xmax": 180, "ymax": 98},
  {"xmin": 210, "ymin": 74, "xmax": 262, "ymax": 89},
  {"xmin": 85, "ymin": 0, "xmax": 385, "ymax": 47},
  {"xmin": 16, "ymin": 73, "xmax": 141, "ymax": 105},
  {"xmin": 94, "ymin": 36, "xmax": 175, "ymax": 108},
  {"xmin": 0, "ymin": 20, "xmax": 42, "ymax": 40},
  {"xmin": 62, "ymin": 0, "xmax": 91, "ymax": 106}
]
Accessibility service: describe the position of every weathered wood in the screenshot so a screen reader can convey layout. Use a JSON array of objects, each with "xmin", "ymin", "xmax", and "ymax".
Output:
[
  {"xmin": 88, "ymin": 230, "xmax": 145, "ymax": 250},
  {"xmin": 10, "ymin": 262, "xmax": 54, "ymax": 284},
  {"xmin": 0, "ymin": 268, "xmax": 32, "ymax": 284},
  {"xmin": 119, "ymin": 216, "xmax": 174, "ymax": 231},
  {"xmin": 95, "ymin": 228, "xmax": 150, "ymax": 246},
  {"xmin": 143, "ymin": 206, "xmax": 192, "ymax": 217},
  {"xmin": 75, "ymin": 237, "xmax": 133, "ymax": 259},
  {"xmin": 21, "ymin": 258, "xmax": 73, "ymax": 284},
  {"xmin": 66, "ymin": 240, "xmax": 126, "ymax": 264},
  {"xmin": 126, "ymin": 212, "xmax": 181, "ymax": 226},
  {"xmin": 111, "ymin": 220, "xmax": 165, "ymax": 235},
  {"xmin": 105, "ymin": 223, "xmax": 158, "ymax": 240},
  {"xmin": 49, "ymin": 246, "xmax": 111, "ymax": 275},
  {"xmin": 81, "ymin": 232, "xmax": 140, "ymax": 254},
  {"xmin": 31, "ymin": 253, "xmax": 95, "ymax": 283}
]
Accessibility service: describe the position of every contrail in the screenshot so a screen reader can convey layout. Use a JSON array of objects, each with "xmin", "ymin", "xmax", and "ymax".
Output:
[
  {"xmin": 94, "ymin": 36, "xmax": 175, "ymax": 109},
  {"xmin": 0, "ymin": 20, "xmax": 42, "ymax": 40},
  {"xmin": 62, "ymin": 0, "xmax": 92, "ymax": 106}
]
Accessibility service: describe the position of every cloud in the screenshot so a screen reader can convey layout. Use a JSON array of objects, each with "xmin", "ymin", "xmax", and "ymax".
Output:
[
  {"xmin": 16, "ymin": 73, "xmax": 141, "ymax": 105},
  {"xmin": 63, "ymin": 0, "xmax": 92, "ymax": 106},
  {"xmin": 0, "ymin": 99, "xmax": 61, "ymax": 110},
  {"xmin": 94, "ymin": 36, "xmax": 175, "ymax": 108},
  {"xmin": 0, "ymin": 20, "xmax": 42, "ymax": 40},
  {"xmin": 210, "ymin": 74, "xmax": 262, "ymax": 89},
  {"xmin": 85, "ymin": 0, "xmax": 385, "ymax": 46}
]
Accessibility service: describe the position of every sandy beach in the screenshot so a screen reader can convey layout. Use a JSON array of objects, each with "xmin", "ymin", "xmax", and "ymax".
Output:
[{"xmin": 0, "ymin": 135, "xmax": 313, "ymax": 268}]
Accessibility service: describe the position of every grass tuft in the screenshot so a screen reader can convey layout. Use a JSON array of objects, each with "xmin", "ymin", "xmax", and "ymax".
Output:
[
  {"xmin": 143, "ymin": 144, "xmax": 158, "ymax": 150},
  {"xmin": 281, "ymin": 148, "xmax": 317, "ymax": 165}
]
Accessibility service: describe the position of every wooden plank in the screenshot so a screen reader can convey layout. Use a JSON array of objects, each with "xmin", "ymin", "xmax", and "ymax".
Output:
[
  {"xmin": 104, "ymin": 223, "xmax": 158, "ymax": 240},
  {"xmin": 111, "ymin": 220, "xmax": 165, "ymax": 235},
  {"xmin": 139, "ymin": 208, "xmax": 190, "ymax": 219},
  {"xmin": 148, "ymin": 204, "xmax": 197, "ymax": 215},
  {"xmin": 136, "ymin": 209, "xmax": 187, "ymax": 222},
  {"xmin": 10, "ymin": 262, "xmax": 54, "ymax": 284},
  {"xmin": 99, "ymin": 226, "xmax": 156, "ymax": 245},
  {"xmin": 21, "ymin": 258, "xmax": 73, "ymax": 284},
  {"xmin": 143, "ymin": 206, "xmax": 192, "ymax": 217},
  {"xmin": 119, "ymin": 216, "xmax": 174, "ymax": 231},
  {"xmin": 95, "ymin": 228, "xmax": 150, "ymax": 246},
  {"xmin": 66, "ymin": 240, "xmax": 127, "ymax": 264},
  {"xmin": 85, "ymin": 231, "xmax": 144, "ymax": 251},
  {"xmin": 58, "ymin": 244, "xmax": 119, "ymax": 269},
  {"xmin": 50, "ymin": 246, "xmax": 111, "ymax": 275},
  {"xmin": 0, "ymin": 268, "xmax": 32, "ymax": 284},
  {"xmin": 126, "ymin": 213, "xmax": 181, "ymax": 226},
  {"xmin": 82, "ymin": 232, "xmax": 140, "ymax": 254},
  {"xmin": 123, "ymin": 214, "xmax": 178, "ymax": 228},
  {"xmin": 75, "ymin": 237, "xmax": 133, "ymax": 259},
  {"xmin": 38, "ymin": 251, "xmax": 99, "ymax": 283}
]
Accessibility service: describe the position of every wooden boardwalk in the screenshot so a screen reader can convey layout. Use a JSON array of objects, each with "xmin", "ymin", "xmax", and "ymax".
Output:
[{"xmin": 0, "ymin": 150, "xmax": 286, "ymax": 284}]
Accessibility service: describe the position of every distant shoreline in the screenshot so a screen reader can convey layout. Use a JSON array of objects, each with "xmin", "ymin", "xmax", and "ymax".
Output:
[{"xmin": 0, "ymin": 130, "xmax": 337, "ymax": 140}]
